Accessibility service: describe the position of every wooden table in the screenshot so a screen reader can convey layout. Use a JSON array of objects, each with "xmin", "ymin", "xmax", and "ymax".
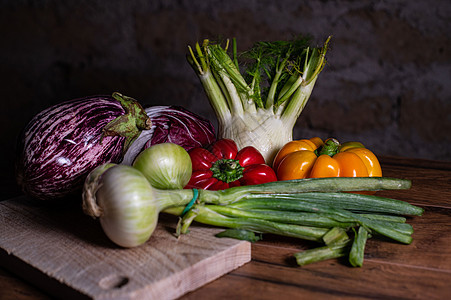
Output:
[{"xmin": 1, "ymin": 156, "xmax": 450, "ymax": 299}]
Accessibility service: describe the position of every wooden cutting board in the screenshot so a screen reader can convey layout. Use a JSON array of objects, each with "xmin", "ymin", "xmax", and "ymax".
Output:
[{"xmin": 0, "ymin": 196, "xmax": 251, "ymax": 300}]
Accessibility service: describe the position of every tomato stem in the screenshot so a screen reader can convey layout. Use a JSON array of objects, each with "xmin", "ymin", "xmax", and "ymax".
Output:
[
  {"xmin": 210, "ymin": 159, "xmax": 244, "ymax": 183},
  {"xmin": 315, "ymin": 138, "xmax": 340, "ymax": 157}
]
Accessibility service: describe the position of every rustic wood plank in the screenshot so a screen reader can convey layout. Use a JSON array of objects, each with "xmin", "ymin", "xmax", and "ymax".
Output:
[
  {"xmin": 378, "ymin": 164, "xmax": 451, "ymax": 208},
  {"xmin": 0, "ymin": 196, "xmax": 251, "ymax": 300},
  {"xmin": 379, "ymin": 156, "xmax": 451, "ymax": 171},
  {"xmin": 364, "ymin": 206, "xmax": 451, "ymax": 270},
  {"xmin": 183, "ymin": 259, "xmax": 451, "ymax": 300}
]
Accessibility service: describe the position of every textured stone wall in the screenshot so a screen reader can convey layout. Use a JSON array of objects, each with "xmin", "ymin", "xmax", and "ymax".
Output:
[{"xmin": 1, "ymin": 0, "xmax": 450, "ymax": 187}]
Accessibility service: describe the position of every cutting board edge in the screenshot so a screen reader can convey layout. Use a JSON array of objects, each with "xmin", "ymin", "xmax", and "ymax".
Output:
[
  {"xmin": 0, "ymin": 197, "xmax": 253, "ymax": 299},
  {"xmin": 114, "ymin": 240, "xmax": 251, "ymax": 300},
  {"xmin": 0, "ymin": 232, "xmax": 252, "ymax": 300}
]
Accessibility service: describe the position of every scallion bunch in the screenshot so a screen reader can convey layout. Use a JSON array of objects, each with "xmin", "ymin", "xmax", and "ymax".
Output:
[{"xmin": 82, "ymin": 143, "xmax": 422, "ymax": 267}]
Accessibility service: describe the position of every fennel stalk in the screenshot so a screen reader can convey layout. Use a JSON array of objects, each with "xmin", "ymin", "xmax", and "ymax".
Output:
[{"xmin": 187, "ymin": 36, "xmax": 331, "ymax": 163}]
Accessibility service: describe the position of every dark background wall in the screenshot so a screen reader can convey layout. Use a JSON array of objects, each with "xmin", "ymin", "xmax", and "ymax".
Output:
[{"xmin": 1, "ymin": 0, "xmax": 450, "ymax": 198}]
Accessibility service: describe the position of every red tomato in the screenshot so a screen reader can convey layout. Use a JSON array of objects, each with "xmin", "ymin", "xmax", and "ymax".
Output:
[{"xmin": 185, "ymin": 139, "xmax": 277, "ymax": 190}]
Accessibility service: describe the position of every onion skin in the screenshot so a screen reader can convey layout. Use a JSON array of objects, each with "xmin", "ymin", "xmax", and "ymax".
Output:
[
  {"xmin": 133, "ymin": 143, "xmax": 192, "ymax": 190},
  {"xmin": 83, "ymin": 163, "xmax": 196, "ymax": 247},
  {"xmin": 16, "ymin": 92, "xmax": 151, "ymax": 201},
  {"xmin": 95, "ymin": 165, "xmax": 159, "ymax": 248}
]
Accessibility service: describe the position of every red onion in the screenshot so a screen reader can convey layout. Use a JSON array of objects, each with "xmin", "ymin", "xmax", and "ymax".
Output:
[{"xmin": 122, "ymin": 106, "xmax": 216, "ymax": 165}]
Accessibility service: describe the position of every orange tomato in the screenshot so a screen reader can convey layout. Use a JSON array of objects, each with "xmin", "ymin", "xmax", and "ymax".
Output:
[
  {"xmin": 309, "ymin": 155, "xmax": 340, "ymax": 178},
  {"xmin": 331, "ymin": 152, "xmax": 369, "ymax": 177},
  {"xmin": 274, "ymin": 137, "xmax": 382, "ymax": 182},
  {"xmin": 342, "ymin": 147, "xmax": 382, "ymax": 177},
  {"xmin": 276, "ymin": 150, "xmax": 317, "ymax": 180},
  {"xmin": 339, "ymin": 141, "xmax": 365, "ymax": 152},
  {"xmin": 272, "ymin": 138, "xmax": 321, "ymax": 170},
  {"xmin": 309, "ymin": 136, "xmax": 325, "ymax": 148}
]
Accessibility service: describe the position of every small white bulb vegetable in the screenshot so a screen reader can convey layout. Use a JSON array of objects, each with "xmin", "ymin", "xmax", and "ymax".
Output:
[{"xmin": 187, "ymin": 36, "xmax": 330, "ymax": 163}]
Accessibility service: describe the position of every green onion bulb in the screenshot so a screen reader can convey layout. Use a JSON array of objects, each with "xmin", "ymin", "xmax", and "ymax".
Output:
[
  {"xmin": 89, "ymin": 165, "xmax": 159, "ymax": 247},
  {"xmin": 83, "ymin": 163, "xmax": 196, "ymax": 247}
]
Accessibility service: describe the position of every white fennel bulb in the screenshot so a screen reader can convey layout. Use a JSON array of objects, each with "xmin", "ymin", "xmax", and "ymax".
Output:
[
  {"xmin": 219, "ymin": 110, "xmax": 292, "ymax": 163},
  {"xmin": 187, "ymin": 36, "xmax": 330, "ymax": 164}
]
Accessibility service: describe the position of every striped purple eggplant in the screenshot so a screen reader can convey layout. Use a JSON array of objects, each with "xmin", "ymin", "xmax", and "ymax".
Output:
[{"xmin": 16, "ymin": 92, "xmax": 151, "ymax": 201}]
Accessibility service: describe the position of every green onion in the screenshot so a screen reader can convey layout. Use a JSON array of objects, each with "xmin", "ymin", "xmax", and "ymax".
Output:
[
  {"xmin": 322, "ymin": 227, "xmax": 349, "ymax": 245},
  {"xmin": 166, "ymin": 205, "xmax": 328, "ymax": 242},
  {"xmin": 294, "ymin": 240, "xmax": 352, "ymax": 266},
  {"xmin": 83, "ymin": 162, "xmax": 417, "ymax": 248},
  {"xmin": 200, "ymin": 205, "xmax": 357, "ymax": 228},
  {"xmin": 349, "ymin": 226, "xmax": 370, "ymax": 267},
  {"xmin": 215, "ymin": 229, "xmax": 262, "ymax": 242}
]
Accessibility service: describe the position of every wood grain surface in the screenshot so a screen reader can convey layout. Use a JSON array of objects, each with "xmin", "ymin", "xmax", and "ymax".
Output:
[
  {"xmin": 1, "ymin": 156, "xmax": 450, "ymax": 299},
  {"xmin": 0, "ymin": 198, "xmax": 250, "ymax": 300}
]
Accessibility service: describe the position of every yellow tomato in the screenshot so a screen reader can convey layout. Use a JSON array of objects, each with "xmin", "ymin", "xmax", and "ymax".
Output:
[
  {"xmin": 343, "ymin": 147, "xmax": 382, "ymax": 177},
  {"xmin": 276, "ymin": 150, "xmax": 317, "ymax": 180},
  {"xmin": 309, "ymin": 155, "xmax": 340, "ymax": 178},
  {"xmin": 275, "ymin": 137, "xmax": 382, "ymax": 182},
  {"xmin": 332, "ymin": 152, "xmax": 369, "ymax": 177},
  {"xmin": 309, "ymin": 136, "xmax": 325, "ymax": 148},
  {"xmin": 339, "ymin": 141, "xmax": 365, "ymax": 152},
  {"xmin": 272, "ymin": 137, "xmax": 322, "ymax": 170}
]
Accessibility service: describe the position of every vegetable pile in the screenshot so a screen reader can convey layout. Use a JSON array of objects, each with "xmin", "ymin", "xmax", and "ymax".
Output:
[
  {"xmin": 15, "ymin": 35, "xmax": 424, "ymax": 268},
  {"xmin": 83, "ymin": 146, "xmax": 422, "ymax": 267},
  {"xmin": 16, "ymin": 95, "xmax": 215, "ymax": 200}
]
